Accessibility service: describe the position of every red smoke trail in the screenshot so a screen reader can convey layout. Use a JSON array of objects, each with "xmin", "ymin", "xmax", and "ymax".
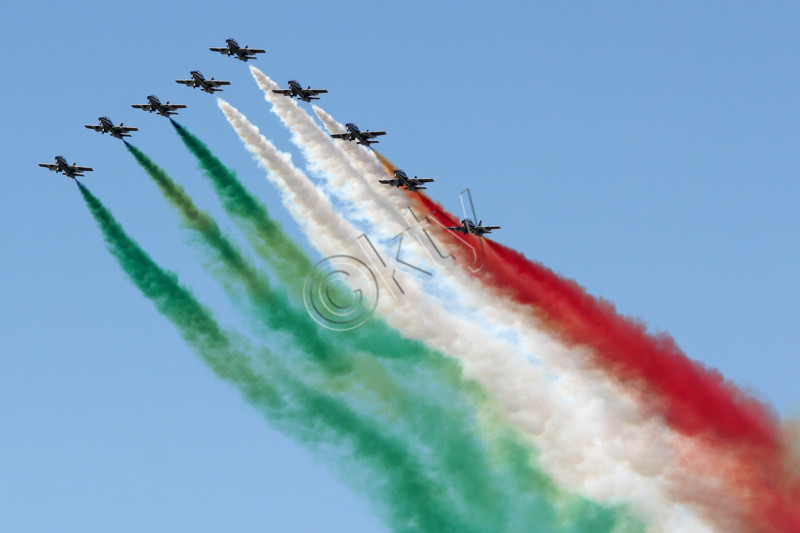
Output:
[
  {"xmin": 415, "ymin": 191, "xmax": 800, "ymax": 531},
  {"xmin": 372, "ymin": 152, "xmax": 800, "ymax": 531}
]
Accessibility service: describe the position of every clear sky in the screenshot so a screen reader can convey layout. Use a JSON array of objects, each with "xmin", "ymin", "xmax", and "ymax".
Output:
[{"xmin": 2, "ymin": 1, "xmax": 799, "ymax": 531}]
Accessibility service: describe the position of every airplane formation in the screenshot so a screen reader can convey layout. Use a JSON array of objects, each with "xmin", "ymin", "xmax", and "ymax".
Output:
[{"xmin": 40, "ymin": 38, "xmax": 500, "ymax": 238}]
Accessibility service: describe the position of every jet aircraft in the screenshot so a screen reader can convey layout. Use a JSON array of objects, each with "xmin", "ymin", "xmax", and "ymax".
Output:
[
  {"xmin": 378, "ymin": 169, "xmax": 434, "ymax": 192},
  {"xmin": 330, "ymin": 123, "xmax": 386, "ymax": 148},
  {"xmin": 84, "ymin": 116, "xmax": 138, "ymax": 139},
  {"xmin": 210, "ymin": 38, "xmax": 265, "ymax": 62},
  {"xmin": 175, "ymin": 71, "xmax": 230, "ymax": 94},
  {"xmin": 447, "ymin": 218, "xmax": 501, "ymax": 237},
  {"xmin": 272, "ymin": 80, "xmax": 328, "ymax": 102},
  {"xmin": 131, "ymin": 95, "xmax": 187, "ymax": 117},
  {"xmin": 38, "ymin": 155, "xmax": 93, "ymax": 179}
]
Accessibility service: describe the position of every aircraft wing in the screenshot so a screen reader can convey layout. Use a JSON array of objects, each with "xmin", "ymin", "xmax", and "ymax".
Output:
[
  {"xmin": 39, "ymin": 163, "xmax": 58, "ymax": 171},
  {"xmin": 209, "ymin": 47, "xmax": 228, "ymax": 54},
  {"xmin": 362, "ymin": 131, "xmax": 386, "ymax": 139},
  {"xmin": 378, "ymin": 179, "xmax": 398, "ymax": 185},
  {"xmin": 272, "ymin": 89, "xmax": 293, "ymax": 96},
  {"xmin": 175, "ymin": 79, "xmax": 194, "ymax": 86},
  {"xmin": 131, "ymin": 104, "xmax": 151, "ymax": 110},
  {"xmin": 243, "ymin": 48, "xmax": 266, "ymax": 54},
  {"xmin": 330, "ymin": 133, "xmax": 350, "ymax": 139},
  {"xmin": 307, "ymin": 89, "xmax": 328, "ymax": 95},
  {"xmin": 117, "ymin": 126, "xmax": 139, "ymax": 133},
  {"xmin": 74, "ymin": 166, "xmax": 93, "ymax": 172},
  {"xmin": 208, "ymin": 80, "xmax": 231, "ymax": 87},
  {"xmin": 84, "ymin": 124, "xmax": 103, "ymax": 132},
  {"xmin": 482, "ymin": 226, "xmax": 501, "ymax": 230},
  {"xmin": 166, "ymin": 104, "xmax": 187, "ymax": 110},
  {"xmin": 447, "ymin": 226, "xmax": 468, "ymax": 233},
  {"xmin": 413, "ymin": 178, "xmax": 435, "ymax": 183}
]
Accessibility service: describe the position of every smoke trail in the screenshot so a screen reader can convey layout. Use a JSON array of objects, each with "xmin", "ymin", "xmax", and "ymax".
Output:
[
  {"xmin": 219, "ymin": 100, "xmax": 706, "ymax": 532},
  {"xmin": 493, "ymin": 239, "xmax": 778, "ymax": 445},
  {"xmin": 76, "ymin": 180, "xmax": 492, "ymax": 533},
  {"xmin": 125, "ymin": 141, "xmax": 350, "ymax": 374},
  {"xmin": 484, "ymin": 240, "xmax": 800, "ymax": 532},
  {"xmin": 170, "ymin": 119, "xmax": 311, "ymax": 295}
]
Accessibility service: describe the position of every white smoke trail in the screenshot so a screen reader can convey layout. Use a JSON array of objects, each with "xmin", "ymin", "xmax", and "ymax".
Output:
[
  {"xmin": 312, "ymin": 105, "xmax": 394, "ymax": 184},
  {"xmin": 251, "ymin": 67, "xmax": 415, "ymax": 238},
  {"xmin": 218, "ymin": 98, "xmax": 723, "ymax": 532}
]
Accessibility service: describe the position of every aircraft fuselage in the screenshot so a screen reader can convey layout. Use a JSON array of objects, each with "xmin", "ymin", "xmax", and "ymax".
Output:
[
  {"xmin": 98, "ymin": 116, "xmax": 114, "ymax": 131},
  {"xmin": 55, "ymin": 155, "xmax": 74, "ymax": 175},
  {"xmin": 190, "ymin": 70, "xmax": 205, "ymax": 85},
  {"xmin": 47, "ymin": 155, "xmax": 83, "ymax": 178},
  {"xmin": 345, "ymin": 123, "xmax": 362, "ymax": 141}
]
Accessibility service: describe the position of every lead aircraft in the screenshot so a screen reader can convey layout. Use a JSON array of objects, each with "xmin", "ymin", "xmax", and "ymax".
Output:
[
  {"xmin": 446, "ymin": 218, "xmax": 501, "ymax": 237},
  {"xmin": 446, "ymin": 189, "xmax": 500, "ymax": 237},
  {"xmin": 210, "ymin": 38, "xmax": 265, "ymax": 62}
]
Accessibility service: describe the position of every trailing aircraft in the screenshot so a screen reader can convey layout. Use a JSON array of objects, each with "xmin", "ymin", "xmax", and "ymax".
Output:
[
  {"xmin": 330, "ymin": 123, "xmax": 386, "ymax": 148},
  {"xmin": 131, "ymin": 95, "xmax": 187, "ymax": 117},
  {"xmin": 84, "ymin": 116, "xmax": 138, "ymax": 139},
  {"xmin": 38, "ymin": 155, "xmax": 93, "ymax": 179},
  {"xmin": 175, "ymin": 70, "xmax": 230, "ymax": 94},
  {"xmin": 272, "ymin": 80, "xmax": 328, "ymax": 102},
  {"xmin": 378, "ymin": 169, "xmax": 434, "ymax": 192}
]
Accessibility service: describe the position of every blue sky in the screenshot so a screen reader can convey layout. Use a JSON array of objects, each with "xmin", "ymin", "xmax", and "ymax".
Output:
[{"xmin": 2, "ymin": 1, "xmax": 799, "ymax": 531}]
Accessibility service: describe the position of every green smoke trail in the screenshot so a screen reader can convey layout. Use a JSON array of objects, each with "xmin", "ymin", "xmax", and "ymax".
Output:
[
  {"xmin": 171, "ymin": 120, "xmax": 311, "ymax": 293},
  {"xmin": 125, "ymin": 141, "xmax": 348, "ymax": 374},
  {"xmin": 76, "ymin": 181, "xmax": 484, "ymax": 533},
  {"xmin": 168, "ymin": 128, "xmax": 644, "ymax": 530}
]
